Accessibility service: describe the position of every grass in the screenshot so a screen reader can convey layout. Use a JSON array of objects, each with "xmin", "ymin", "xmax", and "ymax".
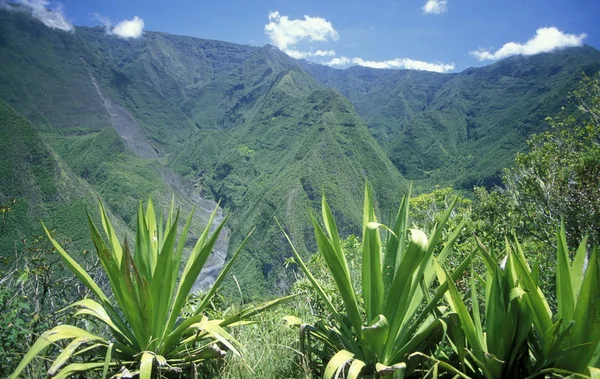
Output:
[{"xmin": 200, "ymin": 304, "xmax": 314, "ymax": 379}]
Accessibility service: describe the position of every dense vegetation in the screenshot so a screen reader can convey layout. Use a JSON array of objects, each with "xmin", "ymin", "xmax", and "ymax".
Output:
[
  {"xmin": 1, "ymin": 7, "xmax": 600, "ymax": 377},
  {"xmin": 2, "ymin": 8, "xmax": 600, "ymax": 297},
  {"xmin": 302, "ymin": 47, "xmax": 600, "ymax": 188},
  {"xmin": 1, "ymin": 74, "xmax": 599, "ymax": 378}
]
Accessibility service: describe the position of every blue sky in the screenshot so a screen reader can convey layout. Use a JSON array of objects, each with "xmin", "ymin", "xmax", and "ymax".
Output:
[{"xmin": 11, "ymin": 0, "xmax": 600, "ymax": 72}]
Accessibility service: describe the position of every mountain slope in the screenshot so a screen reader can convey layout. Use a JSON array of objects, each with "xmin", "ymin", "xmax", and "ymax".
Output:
[
  {"xmin": 301, "ymin": 46, "xmax": 600, "ymax": 188},
  {"xmin": 3, "ymin": 7, "xmax": 600, "ymax": 298},
  {"xmin": 170, "ymin": 68, "xmax": 407, "ymax": 298},
  {"xmin": 0, "ymin": 99, "xmax": 125, "ymax": 259}
]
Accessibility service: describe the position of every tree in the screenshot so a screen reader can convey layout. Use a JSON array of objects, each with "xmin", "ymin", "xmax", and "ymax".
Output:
[{"xmin": 476, "ymin": 73, "xmax": 600, "ymax": 249}]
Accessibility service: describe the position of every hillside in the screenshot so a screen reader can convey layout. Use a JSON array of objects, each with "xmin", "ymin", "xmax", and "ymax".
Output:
[
  {"xmin": 301, "ymin": 46, "xmax": 600, "ymax": 188},
  {"xmin": 170, "ymin": 68, "xmax": 407, "ymax": 297},
  {"xmin": 2, "ymin": 7, "xmax": 600, "ymax": 296},
  {"xmin": 0, "ymin": 99, "xmax": 121, "ymax": 258},
  {"xmin": 0, "ymin": 9, "xmax": 407, "ymax": 296}
]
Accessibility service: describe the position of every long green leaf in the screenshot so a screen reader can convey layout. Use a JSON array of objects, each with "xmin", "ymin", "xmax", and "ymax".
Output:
[
  {"xmin": 444, "ymin": 267, "xmax": 485, "ymax": 362},
  {"xmin": 311, "ymin": 213, "xmax": 363, "ymax": 336},
  {"xmin": 571, "ymin": 236, "xmax": 589, "ymax": 300},
  {"xmin": 102, "ymin": 342, "xmax": 113, "ymax": 379},
  {"xmin": 150, "ymin": 211, "xmax": 180, "ymax": 344},
  {"xmin": 362, "ymin": 184, "xmax": 384, "ymax": 323},
  {"xmin": 383, "ymin": 190, "xmax": 409, "ymax": 294},
  {"xmin": 166, "ymin": 215, "xmax": 227, "ymax": 335},
  {"xmin": 53, "ymin": 362, "xmax": 118, "ymax": 379},
  {"xmin": 99, "ymin": 201, "xmax": 123, "ymax": 266},
  {"xmin": 145, "ymin": 198, "xmax": 158, "ymax": 274},
  {"xmin": 383, "ymin": 229, "xmax": 428, "ymax": 356},
  {"xmin": 347, "ymin": 359, "xmax": 366, "ymax": 379},
  {"xmin": 569, "ymin": 246, "xmax": 600, "ymax": 372},
  {"xmin": 86, "ymin": 212, "xmax": 128, "ymax": 309},
  {"xmin": 67, "ymin": 299, "xmax": 123, "ymax": 335},
  {"xmin": 557, "ymin": 222, "xmax": 575, "ymax": 323},
  {"xmin": 511, "ymin": 238, "xmax": 553, "ymax": 335},
  {"xmin": 116, "ymin": 239, "xmax": 146, "ymax": 348},
  {"xmin": 135, "ymin": 202, "xmax": 151, "ymax": 281},
  {"xmin": 43, "ymin": 224, "xmax": 110, "ymax": 305},
  {"xmin": 139, "ymin": 351, "xmax": 154, "ymax": 379},
  {"xmin": 324, "ymin": 350, "xmax": 354, "ymax": 379},
  {"xmin": 10, "ymin": 325, "xmax": 102, "ymax": 378}
]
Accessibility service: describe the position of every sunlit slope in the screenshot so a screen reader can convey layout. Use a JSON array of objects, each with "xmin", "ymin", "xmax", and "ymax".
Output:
[
  {"xmin": 170, "ymin": 68, "xmax": 407, "ymax": 297},
  {"xmin": 302, "ymin": 46, "xmax": 600, "ymax": 188}
]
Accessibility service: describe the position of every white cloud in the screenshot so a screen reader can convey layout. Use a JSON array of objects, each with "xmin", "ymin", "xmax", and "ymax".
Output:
[
  {"xmin": 17, "ymin": 0, "xmax": 73, "ymax": 31},
  {"xmin": 285, "ymin": 49, "xmax": 336, "ymax": 59},
  {"xmin": 264, "ymin": 11, "xmax": 339, "ymax": 58},
  {"xmin": 112, "ymin": 16, "xmax": 144, "ymax": 39},
  {"xmin": 93, "ymin": 14, "xmax": 145, "ymax": 39},
  {"xmin": 93, "ymin": 12, "xmax": 112, "ymax": 33},
  {"xmin": 423, "ymin": 0, "xmax": 448, "ymax": 15},
  {"xmin": 262, "ymin": 10, "xmax": 453, "ymax": 72},
  {"xmin": 326, "ymin": 56, "xmax": 455, "ymax": 73},
  {"xmin": 471, "ymin": 27, "xmax": 586, "ymax": 61}
]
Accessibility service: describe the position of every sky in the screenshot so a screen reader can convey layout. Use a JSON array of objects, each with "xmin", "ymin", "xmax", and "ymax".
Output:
[{"xmin": 8, "ymin": 0, "xmax": 600, "ymax": 73}]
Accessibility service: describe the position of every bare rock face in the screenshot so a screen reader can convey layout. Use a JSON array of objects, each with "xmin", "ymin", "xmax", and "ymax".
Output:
[{"xmin": 159, "ymin": 167, "xmax": 230, "ymax": 293}]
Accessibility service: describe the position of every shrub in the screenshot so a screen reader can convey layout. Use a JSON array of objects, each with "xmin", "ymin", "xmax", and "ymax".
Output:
[{"xmin": 10, "ymin": 199, "xmax": 292, "ymax": 378}]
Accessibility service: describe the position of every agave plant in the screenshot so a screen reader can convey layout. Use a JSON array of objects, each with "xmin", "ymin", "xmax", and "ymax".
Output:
[
  {"xmin": 511, "ymin": 222, "xmax": 600, "ymax": 377},
  {"xmin": 281, "ymin": 184, "xmax": 473, "ymax": 378},
  {"xmin": 437, "ymin": 237, "xmax": 532, "ymax": 379},
  {"xmin": 10, "ymin": 199, "xmax": 293, "ymax": 378}
]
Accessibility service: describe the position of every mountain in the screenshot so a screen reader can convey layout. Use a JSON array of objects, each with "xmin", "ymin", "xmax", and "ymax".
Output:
[
  {"xmin": 1, "ymin": 7, "xmax": 600, "ymax": 297},
  {"xmin": 0, "ymin": 9, "xmax": 230, "ymax": 288},
  {"xmin": 169, "ymin": 67, "xmax": 407, "ymax": 297},
  {"xmin": 301, "ymin": 46, "xmax": 600, "ymax": 188},
  {"xmin": 0, "ymin": 9, "xmax": 407, "ymax": 297},
  {"xmin": 0, "ymin": 99, "xmax": 119, "ymax": 258}
]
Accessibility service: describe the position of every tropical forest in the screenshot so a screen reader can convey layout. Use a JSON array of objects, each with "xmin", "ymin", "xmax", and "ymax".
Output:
[{"xmin": 1, "ymin": 1, "xmax": 599, "ymax": 378}]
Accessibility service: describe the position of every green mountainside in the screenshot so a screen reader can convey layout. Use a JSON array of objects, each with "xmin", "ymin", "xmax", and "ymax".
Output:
[
  {"xmin": 301, "ymin": 47, "xmax": 600, "ymax": 188},
  {"xmin": 170, "ymin": 68, "xmax": 407, "ymax": 297},
  {"xmin": 0, "ymin": 9, "xmax": 406, "ymax": 295},
  {"xmin": 0, "ymin": 99, "xmax": 126, "ymax": 258},
  {"xmin": 1, "ymin": 7, "xmax": 600, "ymax": 297}
]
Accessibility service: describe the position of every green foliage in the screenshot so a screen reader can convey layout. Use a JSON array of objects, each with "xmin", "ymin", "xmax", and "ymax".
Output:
[
  {"xmin": 10, "ymin": 199, "xmax": 292, "ymax": 378},
  {"xmin": 0, "ymin": 100, "xmax": 112, "ymax": 260},
  {"xmin": 472, "ymin": 73, "xmax": 600, "ymax": 250},
  {"xmin": 282, "ymin": 184, "xmax": 470, "ymax": 378},
  {"xmin": 440, "ymin": 241, "xmax": 532, "ymax": 378},
  {"xmin": 512, "ymin": 224, "xmax": 600, "ymax": 376},
  {"xmin": 502, "ymin": 73, "xmax": 600, "ymax": 248},
  {"xmin": 0, "ymin": 234, "xmax": 100, "ymax": 377}
]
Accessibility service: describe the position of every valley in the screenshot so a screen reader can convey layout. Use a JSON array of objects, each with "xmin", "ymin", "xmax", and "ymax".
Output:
[{"xmin": 1, "ymin": 7, "xmax": 599, "ymax": 297}]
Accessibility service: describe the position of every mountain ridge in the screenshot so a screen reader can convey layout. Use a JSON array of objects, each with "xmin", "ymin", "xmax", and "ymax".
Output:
[{"xmin": 2, "ymin": 8, "xmax": 600, "ymax": 296}]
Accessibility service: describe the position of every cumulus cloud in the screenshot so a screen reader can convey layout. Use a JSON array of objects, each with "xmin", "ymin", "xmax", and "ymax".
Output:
[
  {"xmin": 423, "ymin": 0, "xmax": 447, "ymax": 14},
  {"xmin": 112, "ymin": 16, "xmax": 144, "ymax": 39},
  {"xmin": 16, "ymin": 0, "xmax": 73, "ymax": 31},
  {"xmin": 326, "ymin": 56, "xmax": 455, "ymax": 73},
  {"xmin": 94, "ymin": 14, "xmax": 145, "ymax": 39},
  {"xmin": 264, "ymin": 11, "xmax": 339, "ymax": 58},
  {"xmin": 471, "ymin": 27, "xmax": 586, "ymax": 61}
]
